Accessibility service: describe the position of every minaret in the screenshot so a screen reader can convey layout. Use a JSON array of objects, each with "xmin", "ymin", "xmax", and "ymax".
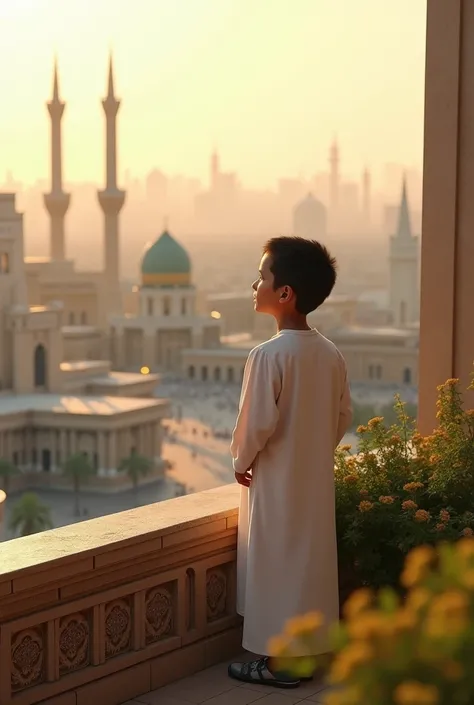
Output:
[
  {"xmin": 329, "ymin": 138, "xmax": 339, "ymax": 213},
  {"xmin": 389, "ymin": 177, "xmax": 419, "ymax": 326},
  {"xmin": 362, "ymin": 166, "xmax": 371, "ymax": 225},
  {"xmin": 97, "ymin": 53, "xmax": 126, "ymax": 316},
  {"xmin": 210, "ymin": 148, "xmax": 219, "ymax": 191},
  {"xmin": 43, "ymin": 59, "xmax": 70, "ymax": 261}
]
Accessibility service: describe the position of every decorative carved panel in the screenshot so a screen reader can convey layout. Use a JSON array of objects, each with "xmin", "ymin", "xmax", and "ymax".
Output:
[
  {"xmin": 185, "ymin": 568, "xmax": 196, "ymax": 631},
  {"xmin": 206, "ymin": 567, "xmax": 227, "ymax": 622},
  {"xmin": 59, "ymin": 612, "xmax": 90, "ymax": 675},
  {"xmin": 105, "ymin": 597, "xmax": 132, "ymax": 659},
  {"xmin": 11, "ymin": 625, "xmax": 45, "ymax": 692},
  {"xmin": 145, "ymin": 584, "xmax": 174, "ymax": 644}
]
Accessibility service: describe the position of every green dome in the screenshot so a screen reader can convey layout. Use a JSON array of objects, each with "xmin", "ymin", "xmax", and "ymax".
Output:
[{"xmin": 141, "ymin": 230, "xmax": 191, "ymax": 286}]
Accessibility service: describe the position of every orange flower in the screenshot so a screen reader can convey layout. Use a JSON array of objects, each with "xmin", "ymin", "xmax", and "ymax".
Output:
[
  {"xmin": 462, "ymin": 528, "xmax": 474, "ymax": 537},
  {"xmin": 379, "ymin": 496, "xmax": 395, "ymax": 504},
  {"xmin": 429, "ymin": 454, "xmax": 441, "ymax": 464},
  {"xmin": 439, "ymin": 509, "xmax": 450, "ymax": 523},
  {"xmin": 367, "ymin": 416, "xmax": 384, "ymax": 429},
  {"xmin": 344, "ymin": 474, "xmax": 358, "ymax": 484},
  {"xmin": 356, "ymin": 425, "xmax": 368, "ymax": 434},
  {"xmin": 467, "ymin": 409, "xmax": 474, "ymax": 417},
  {"xmin": 403, "ymin": 482, "xmax": 424, "ymax": 492},
  {"xmin": 339, "ymin": 444, "xmax": 352, "ymax": 451},
  {"xmin": 436, "ymin": 523, "xmax": 446, "ymax": 532},
  {"xmin": 415, "ymin": 509, "xmax": 431, "ymax": 523},
  {"xmin": 358, "ymin": 501, "xmax": 374, "ymax": 513},
  {"xmin": 359, "ymin": 489, "xmax": 369, "ymax": 497},
  {"xmin": 402, "ymin": 500, "xmax": 418, "ymax": 511}
]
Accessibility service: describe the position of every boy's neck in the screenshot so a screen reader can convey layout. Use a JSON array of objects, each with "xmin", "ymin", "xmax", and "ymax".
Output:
[{"xmin": 275, "ymin": 312, "xmax": 311, "ymax": 332}]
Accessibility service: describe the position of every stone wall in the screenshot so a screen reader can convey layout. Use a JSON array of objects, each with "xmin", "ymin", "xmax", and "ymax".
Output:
[{"xmin": 0, "ymin": 485, "xmax": 241, "ymax": 705}]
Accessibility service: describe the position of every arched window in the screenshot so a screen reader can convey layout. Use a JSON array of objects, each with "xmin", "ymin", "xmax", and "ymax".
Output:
[
  {"xmin": 163, "ymin": 297, "xmax": 171, "ymax": 316},
  {"xmin": 214, "ymin": 367, "xmax": 221, "ymax": 382},
  {"xmin": 227, "ymin": 367, "xmax": 234, "ymax": 383},
  {"xmin": 188, "ymin": 365, "xmax": 195, "ymax": 379},
  {"xmin": 34, "ymin": 344, "xmax": 47, "ymax": 388},
  {"xmin": 403, "ymin": 367, "xmax": 412, "ymax": 385},
  {"xmin": 68, "ymin": 312, "xmax": 75, "ymax": 325},
  {"xmin": 201, "ymin": 366, "xmax": 208, "ymax": 382},
  {"xmin": 181, "ymin": 298, "xmax": 187, "ymax": 315},
  {"xmin": 80, "ymin": 311, "xmax": 87, "ymax": 325}
]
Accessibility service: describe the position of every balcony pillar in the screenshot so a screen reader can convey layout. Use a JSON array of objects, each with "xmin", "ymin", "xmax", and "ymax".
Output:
[{"xmin": 418, "ymin": 0, "xmax": 474, "ymax": 434}]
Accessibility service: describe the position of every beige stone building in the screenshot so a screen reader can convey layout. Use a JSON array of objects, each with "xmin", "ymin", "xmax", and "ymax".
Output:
[
  {"xmin": 0, "ymin": 192, "xmax": 169, "ymax": 487},
  {"xmin": 110, "ymin": 229, "xmax": 221, "ymax": 372}
]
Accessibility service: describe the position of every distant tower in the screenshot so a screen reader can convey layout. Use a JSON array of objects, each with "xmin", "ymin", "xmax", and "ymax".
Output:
[
  {"xmin": 43, "ymin": 59, "xmax": 70, "ymax": 261},
  {"xmin": 293, "ymin": 193, "xmax": 327, "ymax": 241},
  {"xmin": 362, "ymin": 166, "xmax": 371, "ymax": 225},
  {"xmin": 329, "ymin": 138, "xmax": 340, "ymax": 213},
  {"xmin": 97, "ymin": 54, "xmax": 126, "ymax": 316},
  {"xmin": 210, "ymin": 149, "xmax": 220, "ymax": 190},
  {"xmin": 389, "ymin": 178, "xmax": 419, "ymax": 326}
]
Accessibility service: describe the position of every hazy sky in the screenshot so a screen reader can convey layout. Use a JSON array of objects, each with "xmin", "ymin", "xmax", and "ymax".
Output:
[{"xmin": 0, "ymin": 0, "xmax": 426, "ymax": 188}]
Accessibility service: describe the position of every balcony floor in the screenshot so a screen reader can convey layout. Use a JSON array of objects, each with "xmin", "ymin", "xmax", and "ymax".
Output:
[{"xmin": 122, "ymin": 652, "xmax": 332, "ymax": 705}]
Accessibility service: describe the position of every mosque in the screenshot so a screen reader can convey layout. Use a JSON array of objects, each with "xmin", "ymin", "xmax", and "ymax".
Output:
[{"xmin": 0, "ymin": 59, "xmax": 171, "ymax": 490}]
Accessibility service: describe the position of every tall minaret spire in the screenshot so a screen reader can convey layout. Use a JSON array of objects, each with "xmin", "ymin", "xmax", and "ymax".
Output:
[
  {"xmin": 43, "ymin": 57, "xmax": 70, "ymax": 261},
  {"xmin": 98, "ymin": 52, "xmax": 126, "ymax": 317}
]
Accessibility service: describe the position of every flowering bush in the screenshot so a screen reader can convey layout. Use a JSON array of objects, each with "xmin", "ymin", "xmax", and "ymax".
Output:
[
  {"xmin": 270, "ymin": 540, "xmax": 474, "ymax": 705},
  {"xmin": 336, "ymin": 376, "xmax": 474, "ymax": 591}
]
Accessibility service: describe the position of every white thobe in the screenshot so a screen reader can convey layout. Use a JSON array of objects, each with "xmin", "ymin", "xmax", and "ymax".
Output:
[{"xmin": 230, "ymin": 329, "xmax": 352, "ymax": 656}]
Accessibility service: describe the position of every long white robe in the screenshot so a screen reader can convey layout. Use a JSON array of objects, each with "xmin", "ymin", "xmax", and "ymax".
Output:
[{"xmin": 230, "ymin": 329, "xmax": 352, "ymax": 656}]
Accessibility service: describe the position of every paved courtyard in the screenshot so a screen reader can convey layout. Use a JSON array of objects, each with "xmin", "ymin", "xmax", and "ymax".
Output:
[{"xmin": 121, "ymin": 654, "xmax": 333, "ymax": 704}]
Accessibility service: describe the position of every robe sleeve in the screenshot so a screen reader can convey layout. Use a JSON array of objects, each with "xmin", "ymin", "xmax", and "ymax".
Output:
[
  {"xmin": 230, "ymin": 347, "xmax": 281, "ymax": 473},
  {"xmin": 336, "ymin": 362, "xmax": 353, "ymax": 445}
]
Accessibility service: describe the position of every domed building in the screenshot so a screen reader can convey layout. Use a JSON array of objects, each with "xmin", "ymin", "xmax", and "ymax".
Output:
[
  {"xmin": 110, "ymin": 229, "xmax": 222, "ymax": 372},
  {"xmin": 292, "ymin": 192, "xmax": 327, "ymax": 241}
]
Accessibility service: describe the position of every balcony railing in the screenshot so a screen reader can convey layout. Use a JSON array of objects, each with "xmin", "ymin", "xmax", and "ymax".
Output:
[{"xmin": 0, "ymin": 485, "xmax": 242, "ymax": 705}]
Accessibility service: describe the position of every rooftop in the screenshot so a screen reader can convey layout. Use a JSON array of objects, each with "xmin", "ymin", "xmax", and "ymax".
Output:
[{"xmin": 0, "ymin": 394, "xmax": 167, "ymax": 416}]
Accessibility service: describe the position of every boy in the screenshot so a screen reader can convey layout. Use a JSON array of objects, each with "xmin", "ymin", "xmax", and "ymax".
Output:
[{"xmin": 228, "ymin": 236, "xmax": 352, "ymax": 689}]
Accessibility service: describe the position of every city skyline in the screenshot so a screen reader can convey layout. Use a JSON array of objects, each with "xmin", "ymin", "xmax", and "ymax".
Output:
[{"xmin": 0, "ymin": 0, "xmax": 426, "ymax": 188}]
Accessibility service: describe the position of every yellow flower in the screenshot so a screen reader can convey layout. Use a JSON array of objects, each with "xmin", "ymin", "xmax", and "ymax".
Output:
[
  {"xmin": 285, "ymin": 611, "xmax": 323, "ymax": 636},
  {"xmin": 367, "ymin": 416, "xmax": 384, "ymax": 429},
  {"xmin": 445, "ymin": 378, "xmax": 459, "ymax": 386},
  {"xmin": 346, "ymin": 611, "xmax": 389, "ymax": 641},
  {"xmin": 391, "ymin": 608, "xmax": 417, "ymax": 633},
  {"xmin": 406, "ymin": 587, "xmax": 431, "ymax": 612},
  {"xmin": 402, "ymin": 500, "xmax": 418, "ymax": 511},
  {"xmin": 267, "ymin": 635, "xmax": 291, "ymax": 657},
  {"xmin": 356, "ymin": 425, "xmax": 368, "ymax": 434},
  {"xmin": 343, "ymin": 588, "xmax": 373, "ymax": 620},
  {"xmin": 403, "ymin": 482, "xmax": 424, "ymax": 492},
  {"xmin": 467, "ymin": 409, "xmax": 474, "ymax": 417},
  {"xmin": 358, "ymin": 501, "xmax": 374, "ymax": 513},
  {"xmin": 457, "ymin": 537, "xmax": 474, "ymax": 559},
  {"xmin": 339, "ymin": 444, "xmax": 352, "ymax": 452},
  {"xmin": 429, "ymin": 454, "xmax": 441, "ymax": 464},
  {"xmin": 460, "ymin": 568, "xmax": 474, "ymax": 589},
  {"xmin": 394, "ymin": 681, "xmax": 439, "ymax": 705},
  {"xmin": 425, "ymin": 590, "xmax": 469, "ymax": 637},
  {"xmin": 400, "ymin": 546, "xmax": 435, "ymax": 588},
  {"xmin": 330, "ymin": 643, "xmax": 374, "ymax": 683},
  {"xmin": 379, "ymin": 495, "xmax": 395, "ymax": 504},
  {"xmin": 415, "ymin": 509, "xmax": 431, "ymax": 523},
  {"xmin": 439, "ymin": 509, "xmax": 450, "ymax": 523},
  {"xmin": 390, "ymin": 433, "xmax": 402, "ymax": 443},
  {"xmin": 462, "ymin": 527, "xmax": 474, "ymax": 537}
]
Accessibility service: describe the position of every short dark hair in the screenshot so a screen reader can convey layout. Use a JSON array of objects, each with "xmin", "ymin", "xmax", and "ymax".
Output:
[{"xmin": 263, "ymin": 236, "xmax": 337, "ymax": 315}]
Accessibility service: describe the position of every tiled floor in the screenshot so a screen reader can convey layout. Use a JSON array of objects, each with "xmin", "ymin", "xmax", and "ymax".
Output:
[{"xmin": 122, "ymin": 654, "xmax": 332, "ymax": 705}]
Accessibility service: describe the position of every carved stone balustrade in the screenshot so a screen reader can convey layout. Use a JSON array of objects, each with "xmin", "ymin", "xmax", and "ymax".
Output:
[{"xmin": 0, "ymin": 485, "xmax": 242, "ymax": 705}]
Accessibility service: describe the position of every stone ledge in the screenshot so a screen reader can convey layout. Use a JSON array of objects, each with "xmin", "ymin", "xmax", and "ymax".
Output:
[{"xmin": 0, "ymin": 484, "xmax": 240, "ymax": 593}]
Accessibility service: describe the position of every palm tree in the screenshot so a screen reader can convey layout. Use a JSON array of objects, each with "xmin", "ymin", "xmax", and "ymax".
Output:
[
  {"xmin": 119, "ymin": 452, "xmax": 153, "ymax": 501},
  {"xmin": 62, "ymin": 453, "xmax": 95, "ymax": 517},
  {"xmin": 0, "ymin": 458, "xmax": 18, "ymax": 495},
  {"xmin": 9, "ymin": 493, "xmax": 53, "ymax": 537}
]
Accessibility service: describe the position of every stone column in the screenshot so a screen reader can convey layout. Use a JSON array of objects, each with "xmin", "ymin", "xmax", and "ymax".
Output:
[
  {"xmin": 418, "ymin": 0, "xmax": 474, "ymax": 433},
  {"xmin": 107, "ymin": 431, "xmax": 117, "ymax": 476},
  {"xmin": 50, "ymin": 430, "xmax": 57, "ymax": 472},
  {"xmin": 59, "ymin": 429, "xmax": 67, "ymax": 468},
  {"xmin": 97, "ymin": 431, "xmax": 106, "ymax": 477}
]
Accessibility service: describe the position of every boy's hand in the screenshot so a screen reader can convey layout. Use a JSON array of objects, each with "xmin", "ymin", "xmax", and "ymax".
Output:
[{"xmin": 235, "ymin": 469, "xmax": 252, "ymax": 487}]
